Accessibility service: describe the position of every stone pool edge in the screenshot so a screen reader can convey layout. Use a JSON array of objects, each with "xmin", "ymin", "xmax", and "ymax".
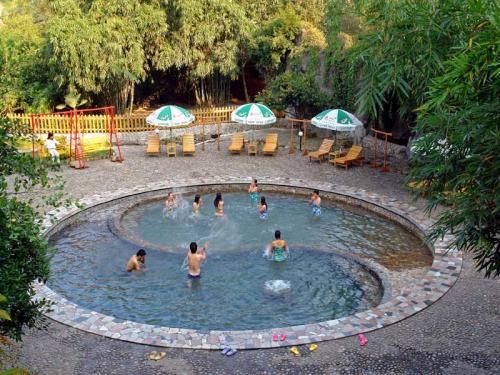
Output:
[{"xmin": 34, "ymin": 176, "xmax": 462, "ymax": 350}]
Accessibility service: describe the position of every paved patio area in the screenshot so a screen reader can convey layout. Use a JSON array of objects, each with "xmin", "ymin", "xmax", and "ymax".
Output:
[{"xmin": 6, "ymin": 142, "xmax": 500, "ymax": 374}]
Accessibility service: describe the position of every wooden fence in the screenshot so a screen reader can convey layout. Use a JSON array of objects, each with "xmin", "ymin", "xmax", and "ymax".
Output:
[{"xmin": 7, "ymin": 106, "xmax": 236, "ymax": 134}]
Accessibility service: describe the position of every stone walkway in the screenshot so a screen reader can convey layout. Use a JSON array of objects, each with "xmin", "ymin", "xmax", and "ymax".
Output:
[{"xmin": 6, "ymin": 143, "xmax": 500, "ymax": 374}]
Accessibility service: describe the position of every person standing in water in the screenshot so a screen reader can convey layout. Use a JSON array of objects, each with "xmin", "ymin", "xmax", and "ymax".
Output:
[
  {"xmin": 214, "ymin": 192, "xmax": 224, "ymax": 216},
  {"xmin": 248, "ymin": 179, "xmax": 259, "ymax": 204},
  {"xmin": 258, "ymin": 196, "xmax": 268, "ymax": 219},
  {"xmin": 310, "ymin": 189, "xmax": 321, "ymax": 217},
  {"xmin": 187, "ymin": 242, "xmax": 208, "ymax": 279},
  {"xmin": 192, "ymin": 194, "xmax": 203, "ymax": 215},
  {"xmin": 126, "ymin": 249, "xmax": 146, "ymax": 271},
  {"xmin": 165, "ymin": 192, "xmax": 177, "ymax": 214},
  {"xmin": 270, "ymin": 230, "xmax": 289, "ymax": 262}
]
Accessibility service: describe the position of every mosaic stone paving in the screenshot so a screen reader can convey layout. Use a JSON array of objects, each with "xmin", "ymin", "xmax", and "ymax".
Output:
[{"xmin": 34, "ymin": 177, "xmax": 462, "ymax": 349}]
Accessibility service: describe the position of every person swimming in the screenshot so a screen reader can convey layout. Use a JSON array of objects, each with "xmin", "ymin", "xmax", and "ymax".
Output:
[
  {"xmin": 126, "ymin": 249, "xmax": 146, "ymax": 272},
  {"xmin": 258, "ymin": 196, "xmax": 268, "ymax": 219},
  {"xmin": 192, "ymin": 194, "xmax": 203, "ymax": 215},
  {"xmin": 270, "ymin": 230, "xmax": 289, "ymax": 262},
  {"xmin": 248, "ymin": 179, "xmax": 259, "ymax": 204},
  {"xmin": 310, "ymin": 189, "xmax": 321, "ymax": 217},
  {"xmin": 214, "ymin": 192, "xmax": 224, "ymax": 217},
  {"xmin": 164, "ymin": 192, "xmax": 177, "ymax": 214},
  {"xmin": 187, "ymin": 242, "xmax": 208, "ymax": 280}
]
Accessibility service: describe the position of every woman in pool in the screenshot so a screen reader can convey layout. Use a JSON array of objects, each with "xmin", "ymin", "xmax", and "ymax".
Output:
[
  {"xmin": 192, "ymin": 194, "xmax": 203, "ymax": 215},
  {"xmin": 248, "ymin": 179, "xmax": 259, "ymax": 204},
  {"xmin": 258, "ymin": 196, "xmax": 268, "ymax": 219},
  {"xmin": 310, "ymin": 189, "xmax": 321, "ymax": 217},
  {"xmin": 214, "ymin": 192, "xmax": 224, "ymax": 217},
  {"xmin": 164, "ymin": 192, "xmax": 177, "ymax": 214},
  {"xmin": 270, "ymin": 230, "xmax": 289, "ymax": 262}
]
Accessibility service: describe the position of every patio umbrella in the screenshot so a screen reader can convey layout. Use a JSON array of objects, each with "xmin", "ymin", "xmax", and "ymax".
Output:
[
  {"xmin": 146, "ymin": 105, "xmax": 195, "ymax": 139},
  {"xmin": 231, "ymin": 103, "xmax": 276, "ymax": 139},
  {"xmin": 311, "ymin": 109, "xmax": 364, "ymax": 144}
]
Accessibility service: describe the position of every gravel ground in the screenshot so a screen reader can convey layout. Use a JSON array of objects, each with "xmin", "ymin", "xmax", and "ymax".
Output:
[{"xmin": 4, "ymin": 141, "xmax": 500, "ymax": 375}]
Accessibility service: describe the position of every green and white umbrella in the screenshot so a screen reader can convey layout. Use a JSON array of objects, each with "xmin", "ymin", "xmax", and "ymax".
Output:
[
  {"xmin": 146, "ymin": 105, "xmax": 195, "ymax": 127},
  {"xmin": 312, "ymin": 109, "xmax": 364, "ymax": 145},
  {"xmin": 311, "ymin": 109, "xmax": 362, "ymax": 131},
  {"xmin": 231, "ymin": 103, "xmax": 276, "ymax": 125}
]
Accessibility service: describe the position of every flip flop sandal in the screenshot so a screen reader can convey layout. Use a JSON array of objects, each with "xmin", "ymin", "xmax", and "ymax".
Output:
[
  {"xmin": 226, "ymin": 348, "xmax": 237, "ymax": 356},
  {"xmin": 221, "ymin": 347, "xmax": 231, "ymax": 355},
  {"xmin": 280, "ymin": 334, "xmax": 287, "ymax": 341},
  {"xmin": 358, "ymin": 334, "xmax": 368, "ymax": 346},
  {"xmin": 148, "ymin": 351, "xmax": 166, "ymax": 361},
  {"xmin": 272, "ymin": 334, "xmax": 279, "ymax": 342},
  {"xmin": 309, "ymin": 344, "xmax": 318, "ymax": 352},
  {"xmin": 290, "ymin": 346, "xmax": 300, "ymax": 356}
]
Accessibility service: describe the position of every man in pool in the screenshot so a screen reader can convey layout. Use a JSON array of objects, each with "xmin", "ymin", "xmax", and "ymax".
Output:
[
  {"xmin": 310, "ymin": 189, "xmax": 321, "ymax": 217},
  {"xmin": 126, "ymin": 249, "xmax": 146, "ymax": 272},
  {"xmin": 270, "ymin": 230, "xmax": 289, "ymax": 262},
  {"xmin": 187, "ymin": 242, "xmax": 208, "ymax": 279}
]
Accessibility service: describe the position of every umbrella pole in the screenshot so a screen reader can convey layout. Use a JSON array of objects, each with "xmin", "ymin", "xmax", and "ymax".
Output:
[
  {"xmin": 217, "ymin": 116, "xmax": 220, "ymax": 151},
  {"xmin": 302, "ymin": 120, "xmax": 308, "ymax": 155}
]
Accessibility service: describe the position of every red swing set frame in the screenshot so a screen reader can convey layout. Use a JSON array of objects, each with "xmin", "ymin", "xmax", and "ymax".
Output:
[{"xmin": 30, "ymin": 106, "xmax": 123, "ymax": 169}]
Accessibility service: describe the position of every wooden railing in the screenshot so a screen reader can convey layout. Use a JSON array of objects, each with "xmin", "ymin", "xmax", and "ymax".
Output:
[{"xmin": 7, "ymin": 106, "xmax": 236, "ymax": 134}]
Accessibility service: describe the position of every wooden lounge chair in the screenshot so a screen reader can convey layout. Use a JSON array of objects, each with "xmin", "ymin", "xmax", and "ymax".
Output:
[
  {"xmin": 182, "ymin": 134, "xmax": 195, "ymax": 156},
  {"xmin": 146, "ymin": 134, "xmax": 161, "ymax": 156},
  {"xmin": 166, "ymin": 142, "xmax": 177, "ymax": 157},
  {"xmin": 262, "ymin": 133, "xmax": 278, "ymax": 155},
  {"xmin": 228, "ymin": 133, "xmax": 245, "ymax": 154},
  {"xmin": 330, "ymin": 145, "xmax": 365, "ymax": 169},
  {"xmin": 308, "ymin": 138, "xmax": 334, "ymax": 163}
]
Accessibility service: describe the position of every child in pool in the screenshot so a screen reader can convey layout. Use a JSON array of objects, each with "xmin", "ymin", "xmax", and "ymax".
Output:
[
  {"xmin": 214, "ymin": 192, "xmax": 224, "ymax": 217},
  {"xmin": 310, "ymin": 189, "xmax": 321, "ymax": 217},
  {"xmin": 248, "ymin": 179, "xmax": 259, "ymax": 204},
  {"xmin": 258, "ymin": 196, "xmax": 268, "ymax": 219},
  {"xmin": 164, "ymin": 192, "xmax": 177, "ymax": 213},
  {"xmin": 270, "ymin": 230, "xmax": 289, "ymax": 262},
  {"xmin": 192, "ymin": 194, "xmax": 203, "ymax": 215}
]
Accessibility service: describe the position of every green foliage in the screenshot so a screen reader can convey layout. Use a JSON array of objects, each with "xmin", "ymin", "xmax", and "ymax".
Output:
[
  {"xmin": 0, "ymin": 117, "xmax": 72, "ymax": 340},
  {"xmin": 0, "ymin": 9, "xmax": 57, "ymax": 113},
  {"xmin": 258, "ymin": 72, "xmax": 331, "ymax": 118},
  {"xmin": 46, "ymin": 0, "xmax": 167, "ymax": 113},
  {"xmin": 408, "ymin": 0, "xmax": 500, "ymax": 277},
  {"xmin": 353, "ymin": 0, "xmax": 478, "ymax": 130}
]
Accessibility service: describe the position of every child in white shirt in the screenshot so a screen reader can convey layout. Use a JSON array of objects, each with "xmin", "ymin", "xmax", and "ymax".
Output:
[{"xmin": 45, "ymin": 132, "xmax": 60, "ymax": 162}]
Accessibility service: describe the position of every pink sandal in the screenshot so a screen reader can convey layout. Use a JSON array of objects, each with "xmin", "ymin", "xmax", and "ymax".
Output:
[{"xmin": 358, "ymin": 334, "xmax": 368, "ymax": 346}]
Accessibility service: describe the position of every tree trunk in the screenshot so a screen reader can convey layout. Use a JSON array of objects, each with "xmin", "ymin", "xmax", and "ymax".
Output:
[
  {"xmin": 241, "ymin": 62, "xmax": 249, "ymax": 102},
  {"xmin": 128, "ymin": 82, "xmax": 134, "ymax": 115},
  {"xmin": 194, "ymin": 72, "xmax": 230, "ymax": 106}
]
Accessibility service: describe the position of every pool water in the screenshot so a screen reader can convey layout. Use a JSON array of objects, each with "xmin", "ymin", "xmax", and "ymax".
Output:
[{"xmin": 48, "ymin": 191, "xmax": 431, "ymax": 331}]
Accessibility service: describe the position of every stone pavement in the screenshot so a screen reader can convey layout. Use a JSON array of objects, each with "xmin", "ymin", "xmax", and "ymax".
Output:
[{"xmin": 5, "ymin": 143, "xmax": 500, "ymax": 374}]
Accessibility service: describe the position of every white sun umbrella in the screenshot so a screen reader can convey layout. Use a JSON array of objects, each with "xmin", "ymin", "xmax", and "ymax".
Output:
[
  {"xmin": 231, "ymin": 103, "xmax": 276, "ymax": 139},
  {"xmin": 146, "ymin": 105, "xmax": 195, "ymax": 139},
  {"xmin": 311, "ymin": 109, "xmax": 364, "ymax": 144}
]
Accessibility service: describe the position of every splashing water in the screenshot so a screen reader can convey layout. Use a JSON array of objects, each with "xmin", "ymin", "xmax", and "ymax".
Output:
[{"xmin": 264, "ymin": 280, "xmax": 291, "ymax": 294}]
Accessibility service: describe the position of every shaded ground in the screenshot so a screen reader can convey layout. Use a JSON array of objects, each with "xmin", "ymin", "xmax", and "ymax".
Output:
[{"xmin": 4, "ymin": 142, "xmax": 500, "ymax": 374}]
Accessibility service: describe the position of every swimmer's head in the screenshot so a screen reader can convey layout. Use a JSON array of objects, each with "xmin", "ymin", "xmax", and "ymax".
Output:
[
  {"xmin": 47, "ymin": 132, "xmax": 54, "ymax": 140},
  {"xmin": 136, "ymin": 249, "xmax": 146, "ymax": 261},
  {"xmin": 194, "ymin": 194, "xmax": 201, "ymax": 204},
  {"xmin": 312, "ymin": 189, "xmax": 319, "ymax": 197},
  {"xmin": 261, "ymin": 196, "xmax": 267, "ymax": 205},
  {"xmin": 275, "ymin": 230, "xmax": 281, "ymax": 239},
  {"xmin": 167, "ymin": 192, "xmax": 173, "ymax": 200},
  {"xmin": 190, "ymin": 242, "xmax": 198, "ymax": 254},
  {"xmin": 214, "ymin": 192, "xmax": 222, "ymax": 207},
  {"xmin": 254, "ymin": 178, "xmax": 258, "ymax": 185}
]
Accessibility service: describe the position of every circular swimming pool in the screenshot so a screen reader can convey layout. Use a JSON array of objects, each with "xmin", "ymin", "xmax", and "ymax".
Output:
[{"xmin": 47, "ymin": 188, "xmax": 432, "ymax": 331}]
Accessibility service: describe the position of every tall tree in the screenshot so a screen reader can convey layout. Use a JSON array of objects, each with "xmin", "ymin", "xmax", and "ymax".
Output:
[
  {"xmin": 408, "ymin": 0, "xmax": 500, "ymax": 277},
  {"xmin": 46, "ymin": 0, "xmax": 167, "ymax": 113},
  {"xmin": 352, "ymin": 0, "xmax": 476, "ymax": 138},
  {"xmin": 156, "ymin": 0, "xmax": 248, "ymax": 106}
]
